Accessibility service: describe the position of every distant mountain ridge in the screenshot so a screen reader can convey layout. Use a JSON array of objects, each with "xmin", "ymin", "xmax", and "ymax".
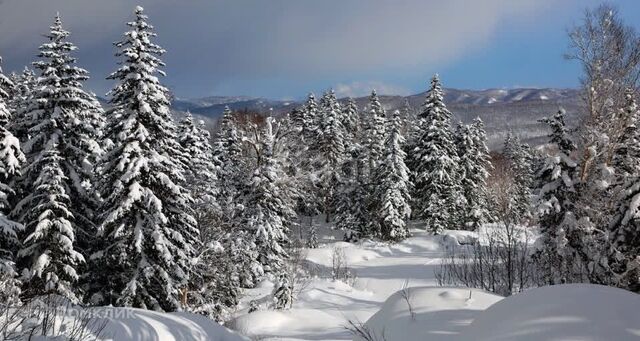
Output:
[
  {"xmin": 172, "ymin": 88, "xmax": 581, "ymax": 117},
  {"xmin": 172, "ymin": 88, "xmax": 584, "ymax": 149}
]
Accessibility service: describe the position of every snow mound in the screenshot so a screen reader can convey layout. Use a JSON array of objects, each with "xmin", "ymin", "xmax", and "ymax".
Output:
[
  {"xmin": 232, "ymin": 308, "xmax": 347, "ymax": 340},
  {"xmin": 97, "ymin": 307, "xmax": 248, "ymax": 341},
  {"xmin": 440, "ymin": 230, "xmax": 478, "ymax": 248},
  {"xmin": 306, "ymin": 241, "xmax": 383, "ymax": 267},
  {"xmin": 356, "ymin": 287, "xmax": 502, "ymax": 341},
  {"xmin": 460, "ymin": 284, "xmax": 640, "ymax": 341}
]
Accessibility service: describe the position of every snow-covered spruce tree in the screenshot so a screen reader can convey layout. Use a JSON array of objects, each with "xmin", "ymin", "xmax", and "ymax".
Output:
[
  {"xmin": 13, "ymin": 15, "xmax": 103, "ymax": 302},
  {"xmin": 362, "ymin": 90, "xmax": 386, "ymax": 175},
  {"xmin": 8, "ymin": 68, "xmax": 37, "ymax": 143},
  {"xmin": 18, "ymin": 150, "xmax": 84, "ymax": 302},
  {"xmin": 400, "ymin": 98, "xmax": 415, "ymax": 135},
  {"xmin": 187, "ymin": 239, "xmax": 239, "ymax": 321},
  {"xmin": 236, "ymin": 117, "xmax": 294, "ymax": 278},
  {"xmin": 455, "ymin": 118, "xmax": 491, "ymax": 230},
  {"xmin": 0, "ymin": 59, "xmax": 25, "ymax": 305},
  {"xmin": 534, "ymin": 109, "xmax": 580, "ymax": 284},
  {"xmin": 177, "ymin": 112, "xmax": 219, "ymax": 220},
  {"xmin": 299, "ymin": 93, "xmax": 319, "ymax": 142},
  {"xmin": 342, "ymin": 97, "xmax": 359, "ymax": 140},
  {"xmin": 293, "ymin": 95, "xmax": 323, "ymax": 227},
  {"xmin": 608, "ymin": 89, "xmax": 640, "ymax": 292},
  {"xmin": 502, "ymin": 133, "xmax": 533, "ymax": 223},
  {"xmin": 410, "ymin": 75, "xmax": 461, "ymax": 233},
  {"xmin": 177, "ymin": 112, "xmax": 239, "ymax": 318},
  {"xmin": 335, "ymin": 138, "xmax": 370, "ymax": 241},
  {"xmin": 212, "ymin": 106, "xmax": 245, "ymax": 224},
  {"xmin": 373, "ymin": 110, "xmax": 411, "ymax": 241},
  {"xmin": 314, "ymin": 90, "xmax": 345, "ymax": 222},
  {"xmin": 272, "ymin": 272, "xmax": 292, "ymax": 310},
  {"xmin": 0, "ymin": 58, "xmax": 13, "ymax": 108},
  {"xmin": 92, "ymin": 6, "xmax": 198, "ymax": 311}
]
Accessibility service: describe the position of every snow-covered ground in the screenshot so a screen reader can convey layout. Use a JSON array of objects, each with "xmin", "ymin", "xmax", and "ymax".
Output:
[
  {"xmin": 1, "ymin": 304, "xmax": 249, "ymax": 341},
  {"xmin": 11, "ymin": 222, "xmax": 637, "ymax": 340},
  {"xmin": 97, "ymin": 308, "xmax": 248, "ymax": 341},
  {"xmin": 462, "ymin": 284, "xmax": 640, "ymax": 341},
  {"xmin": 229, "ymin": 222, "xmax": 640, "ymax": 341},
  {"xmin": 231, "ymin": 222, "xmax": 454, "ymax": 340}
]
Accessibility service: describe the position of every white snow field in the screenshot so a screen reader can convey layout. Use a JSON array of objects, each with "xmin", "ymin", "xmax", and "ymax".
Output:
[
  {"xmin": 17, "ymin": 225, "xmax": 638, "ymax": 340},
  {"xmin": 229, "ymin": 223, "xmax": 640, "ymax": 341},
  {"xmin": 95, "ymin": 308, "xmax": 249, "ymax": 341},
  {"xmin": 2, "ymin": 305, "xmax": 249, "ymax": 341},
  {"xmin": 356, "ymin": 287, "xmax": 502, "ymax": 341},
  {"xmin": 461, "ymin": 284, "xmax": 640, "ymax": 341},
  {"xmin": 231, "ymin": 224, "xmax": 481, "ymax": 340}
]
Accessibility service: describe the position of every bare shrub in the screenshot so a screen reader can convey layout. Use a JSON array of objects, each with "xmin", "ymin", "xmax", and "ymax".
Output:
[
  {"xmin": 345, "ymin": 319, "xmax": 387, "ymax": 341},
  {"xmin": 286, "ymin": 237, "xmax": 315, "ymax": 299},
  {"xmin": 331, "ymin": 247, "xmax": 356, "ymax": 285},
  {"xmin": 435, "ymin": 226, "xmax": 542, "ymax": 297},
  {"xmin": 435, "ymin": 156, "xmax": 543, "ymax": 296},
  {"xmin": 399, "ymin": 285, "xmax": 415, "ymax": 321},
  {"xmin": 0, "ymin": 295, "xmax": 108, "ymax": 341}
]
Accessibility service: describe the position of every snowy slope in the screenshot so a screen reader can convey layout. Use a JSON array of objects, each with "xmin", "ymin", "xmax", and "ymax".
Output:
[
  {"xmin": 461, "ymin": 284, "xmax": 640, "ymax": 341},
  {"xmin": 97, "ymin": 308, "xmax": 249, "ymax": 341},
  {"xmin": 230, "ymin": 224, "xmax": 455, "ymax": 340},
  {"xmin": 357, "ymin": 287, "xmax": 502, "ymax": 341},
  {"xmin": 230, "ymin": 224, "xmax": 639, "ymax": 341}
]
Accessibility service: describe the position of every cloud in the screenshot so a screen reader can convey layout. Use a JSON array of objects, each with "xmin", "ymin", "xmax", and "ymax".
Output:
[
  {"xmin": 0, "ymin": 0, "xmax": 556, "ymax": 97},
  {"xmin": 334, "ymin": 81, "xmax": 410, "ymax": 98}
]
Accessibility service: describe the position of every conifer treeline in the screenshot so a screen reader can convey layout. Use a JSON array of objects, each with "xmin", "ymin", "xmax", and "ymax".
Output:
[
  {"xmin": 0, "ymin": 7, "xmax": 493, "ymax": 317},
  {"xmin": 2, "ymin": 3, "xmax": 636, "ymax": 323}
]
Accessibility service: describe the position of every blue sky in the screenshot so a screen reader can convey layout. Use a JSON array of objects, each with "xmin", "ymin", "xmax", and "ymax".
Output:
[{"xmin": 1, "ymin": 0, "xmax": 639, "ymax": 99}]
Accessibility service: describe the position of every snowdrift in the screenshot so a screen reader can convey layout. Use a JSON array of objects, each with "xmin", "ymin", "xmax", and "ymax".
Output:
[
  {"xmin": 11, "ymin": 305, "xmax": 249, "ymax": 341},
  {"xmin": 355, "ymin": 287, "xmax": 502, "ymax": 341},
  {"xmin": 460, "ymin": 284, "xmax": 640, "ymax": 341},
  {"xmin": 96, "ymin": 308, "xmax": 248, "ymax": 341}
]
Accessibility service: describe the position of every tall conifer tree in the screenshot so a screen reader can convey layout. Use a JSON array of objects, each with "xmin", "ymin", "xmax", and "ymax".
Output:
[{"xmin": 92, "ymin": 7, "xmax": 198, "ymax": 311}]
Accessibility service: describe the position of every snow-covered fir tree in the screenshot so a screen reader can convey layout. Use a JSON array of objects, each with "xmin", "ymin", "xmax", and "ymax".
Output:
[
  {"xmin": 362, "ymin": 90, "xmax": 386, "ymax": 175},
  {"xmin": 92, "ymin": 6, "xmax": 198, "ymax": 311},
  {"xmin": 342, "ymin": 97, "xmax": 359, "ymax": 140},
  {"xmin": 410, "ymin": 75, "xmax": 460, "ymax": 233},
  {"xmin": 0, "ymin": 58, "xmax": 24, "ymax": 305},
  {"xmin": 503, "ymin": 132, "xmax": 534, "ymax": 223},
  {"xmin": 534, "ymin": 109, "xmax": 580, "ymax": 284},
  {"xmin": 177, "ymin": 112, "xmax": 219, "ymax": 221},
  {"xmin": 455, "ymin": 118, "xmax": 491, "ymax": 230},
  {"xmin": 18, "ymin": 150, "xmax": 84, "ymax": 302},
  {"xmin": 187, "ymin": 239, "xmax": 239, "ymax": 321},
  {"xmin": 177, "ymin": 112, "xmax": 239, "ymax": 318},
  {"xmin": 291, "ymin": 95, "xmax": 322, "ymax": 220},
  {"xmin": 13, "ymin": 15, "xmax": 103, "ymax": 302},
  {"xmin": 400, "ymin": 98, "xmax": 415, "ymax": 135},
  {"xmin": 236, "ymin": 117, "xmax": 294, "ymax": 278},
  {"xmin": 7, "ymin": 68, "xmax": 37, "ymax": 143},
  {"xmin": 335, "ymin": 143, "xmax": 370, "ymax": 241},
  {"xmin": 299, "ymin": 93, "xmax": 319, "ymax": 141},
  {"xmin": 0, "ymin": 58, "xmax": 13, "ymax": 108},
  {"xmin": 314, "ymin": 90, "xmax": 345, "ymax": 221},
  {"xmin": 373, "ymin": 110, "xmax": 411, "ymax": 241},
  {"xmin": 608, "ymin": 88, "xmax": 640, "ymax": 292},
  {"xmin": 272, "ymin": 272, "xmax": 292, "ymax": 310},
  {"xmin": 212, "ymin": 106, "xmax": 245, "ymax": 223}
]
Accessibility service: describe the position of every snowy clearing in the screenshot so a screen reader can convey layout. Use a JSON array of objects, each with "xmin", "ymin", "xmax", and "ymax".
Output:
[
  {"xmin": 461, "ymin": 284, "xmax": 640, "ymax": 341},
  {"xmin": 356, "ymin": 287, "xmax": 502, "ymax": 341},
  {"xmin": 229, "ymin": 224, "xmax": 640, "ymax": 341},
  {"xmin": 231, "ymin": 225, "xmax": 445, "ymax": 340}
]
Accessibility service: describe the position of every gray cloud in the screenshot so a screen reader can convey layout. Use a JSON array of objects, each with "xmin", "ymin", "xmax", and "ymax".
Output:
[
  {"xmin": 334, "ymin": 81, "xmax": 410, "ymax": 98},
  {"xmin": 0, "ymin": 0, "xmax": 557, "ymax": 97}
]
